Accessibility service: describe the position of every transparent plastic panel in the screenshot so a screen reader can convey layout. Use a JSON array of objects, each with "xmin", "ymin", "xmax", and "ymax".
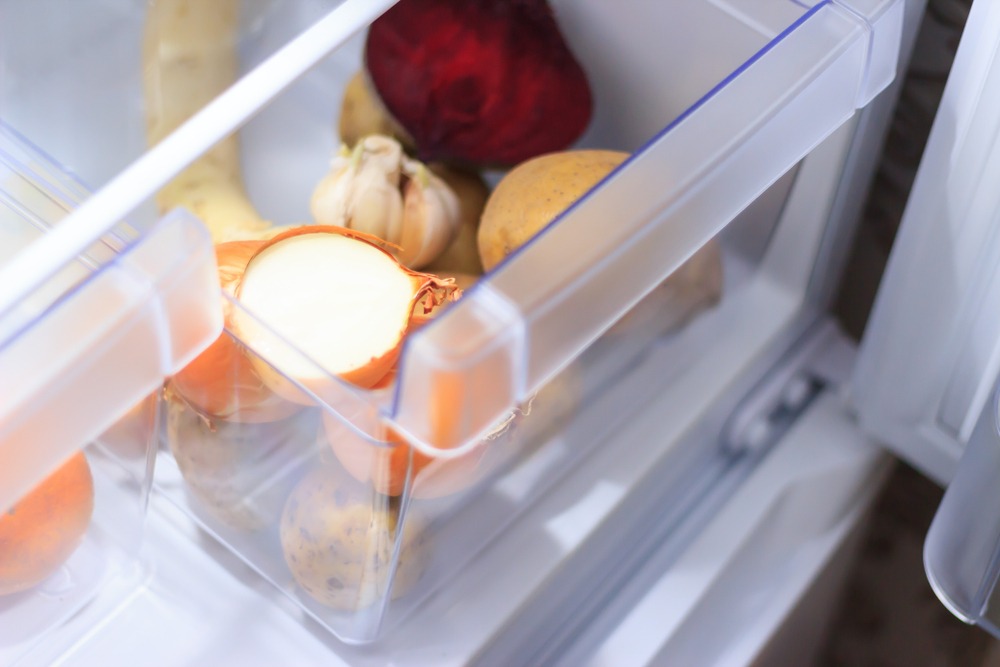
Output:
[
  {"xmin": 925, "ymin": 379, "xmax": 1000, "ymax": 637},
  {"xmin": 0, "ymin": 127, "xmax": 217, "ymax": 665},
  {"xmin": 0, "ymin": 0, "xmax": 376, "ymax": 207},
  {"xmin": 394, "ymin": 0, "xmax": 901, "ymax": 455},
  {"xmin": 0, "ymin": 125, "xmax": 220, "ymax": 511},
  {"xmin": 2, "ymin": 0, "xmax": 903, "ymax": 647}
]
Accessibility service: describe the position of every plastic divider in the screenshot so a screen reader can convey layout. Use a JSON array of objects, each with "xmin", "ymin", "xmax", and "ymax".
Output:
[{"xmin": 0, "ymin": 125, "xmax": 220, "ymax": 513}]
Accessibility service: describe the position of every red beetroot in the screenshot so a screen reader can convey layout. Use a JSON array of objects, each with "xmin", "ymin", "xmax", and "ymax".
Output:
[{"xmin": 364, "ymin": 0, "xmax": 593, "ymax": 167}]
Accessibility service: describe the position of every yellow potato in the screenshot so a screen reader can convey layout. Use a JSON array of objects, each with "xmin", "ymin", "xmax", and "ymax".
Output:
[
  {"xmin": 280, "ymin": 464, "xmax": 427, "ymax": 611},
  {"xmin": 165, "ymin": 395, "xmax": 305, "ymax": 532},
  {"xmin": 477, "ymin": 147, "xmax": 723, "ymax": 338},
  {"xmin": 337, "ymin": 70, "xmax": 413, "ymax": 150},
  {"xmin": 424, "ymin": 165, "xmax": 489, "ymax": 276},
  {"xmin": 476, "ymin": 150, "xmax": 630, "ymax": 271}
]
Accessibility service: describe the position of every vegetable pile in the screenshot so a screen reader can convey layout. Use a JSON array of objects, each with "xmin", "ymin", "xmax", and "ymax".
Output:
[{"xmin": 142, "ymin": 0, "xmax": 724, "ymax": 617}]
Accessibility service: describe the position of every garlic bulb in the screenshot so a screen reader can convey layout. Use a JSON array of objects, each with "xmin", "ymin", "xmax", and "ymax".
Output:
[{"xmin": 310, "ymin": 135, "xmax": 462, "ymax": 269}]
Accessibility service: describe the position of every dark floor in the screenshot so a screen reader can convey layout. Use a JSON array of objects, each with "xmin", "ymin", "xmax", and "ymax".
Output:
[{"xmin": 815, "ymin": 463, "xmax": 999, "ymax": 666}]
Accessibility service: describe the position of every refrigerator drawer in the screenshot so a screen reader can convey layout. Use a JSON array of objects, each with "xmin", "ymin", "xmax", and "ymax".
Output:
[
  {"xmin": 0, "ymin": 0, "xmax": 906, "ymax": 648},
  {"xmin": 0, "ymin": 127, "xmax": 219, "ymax": 664}
]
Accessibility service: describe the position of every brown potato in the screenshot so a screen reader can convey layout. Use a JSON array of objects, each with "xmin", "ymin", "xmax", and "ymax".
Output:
[
  {"xmin": 279, "ymin": 464, "xmax": 427, "ymax": 610},
  {"xmin": 424, "ymin": 164, "xmax": 489, "ymax": 276},
  {"xmin": 476, "ymin": 147, "xmax": 723, "ymax": 341},
  {"xmin": 165, "ymin": 396, "xmax": 307, "ymax": 531},
  {"xmin": 337, "ymin": 70, "xmax": 413, "ymax": 149},
  {"xmin": 476, "ymin": 149, "xmax": 630, "ymax": 271}
]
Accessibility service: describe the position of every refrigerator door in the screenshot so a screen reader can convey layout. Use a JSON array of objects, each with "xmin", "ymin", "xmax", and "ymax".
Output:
[
  {"xmin": 852, "ymin": 0, "xmax": 1000, "ymax": 486},
  {"xmin": 924, "ymin": 378, "xmax": 1000, "ymax": 638},
  {"xmin": 853, "ymin": 0, "xmax": 1000, "ymax": 639}
]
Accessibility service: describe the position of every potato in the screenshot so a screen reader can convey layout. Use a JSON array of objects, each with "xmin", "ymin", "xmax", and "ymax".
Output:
[
  {"xmin": 477, "ymin": 149, "xmax": 630, "ymax": 271},
  {"xmin": 280, "ymin": 464, "xmax": 428, "ymax": 610},
  {"xmin": 424, "ymin": 164, "xmax": 489, "ymax": 276},
  {"xmin": 338, "ymin": 70, "xmax": 413, "ymax": 150},
  {"xmin": 165, "ymin": 396, "xmax": 307, "ymax": 532},
  {"xmin": 477, "ymin": 147, "xmax": 723, "ymax": 340}
]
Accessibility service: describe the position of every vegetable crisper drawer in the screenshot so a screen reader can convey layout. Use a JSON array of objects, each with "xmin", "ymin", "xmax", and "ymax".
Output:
[
  {"xmin": 0, "ymin": 0, "xmax": 904, "ymax": 647},
  {"xmin": 0, "ymin": 126, "xmax": 219, "ymax": 665}
]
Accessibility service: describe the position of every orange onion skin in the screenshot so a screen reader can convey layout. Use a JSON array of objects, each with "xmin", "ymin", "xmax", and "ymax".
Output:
[{"xmin": 170, "ymin": 241, "xmax": 302, "ymax": 423}]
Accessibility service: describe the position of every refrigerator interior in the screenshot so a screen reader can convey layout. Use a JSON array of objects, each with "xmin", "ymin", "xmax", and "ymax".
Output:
[{"xmin": 0, "ymin": 0, "xmax": 918, "ymax": 663}]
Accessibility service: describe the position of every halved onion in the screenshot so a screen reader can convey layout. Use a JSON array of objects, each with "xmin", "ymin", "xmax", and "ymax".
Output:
[
  {"xmin": 232, "ymin": 226, "xmax": 458, "ymax": 405},
  {"xmin": 321, "ymin": 279, "xmax": 518, "ymax": 498},
  {"xmin": 169, "ymin": 240, "xmax": 302, "ymax": 423}
]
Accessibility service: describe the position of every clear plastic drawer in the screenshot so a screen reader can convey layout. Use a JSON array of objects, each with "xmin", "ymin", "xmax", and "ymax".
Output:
[
  {"xmin": 0, "ymin": 126, "xmax": 219, "ymax": 664},
  {"xmin": 1, "ymin": 0, "xmax": 903, "ymax": 646}
]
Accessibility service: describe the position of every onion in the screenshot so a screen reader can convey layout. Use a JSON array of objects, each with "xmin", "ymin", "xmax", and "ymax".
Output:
[
  {"xmin": 322, "ymin": 410, "xmax": 507, "ymax": 499},
  {"xmin": 169, "ymin": 241, "xmax": 302, "ymax": 423},
  {"xmin": 232, "ymin": 226, "xmax": 458, "ymax": 404}
]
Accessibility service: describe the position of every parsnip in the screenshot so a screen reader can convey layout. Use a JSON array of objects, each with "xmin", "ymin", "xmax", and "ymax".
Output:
[{"xmin": 143, "ymin": 0, "xmax": 272, "ymax": 242}]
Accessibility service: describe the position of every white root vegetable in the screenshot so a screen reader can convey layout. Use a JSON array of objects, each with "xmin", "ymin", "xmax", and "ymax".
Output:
[
  {"xmin": 310, "ymin": 136, "xmax": 462, "ymax": 269},
  {"xmin": 143, "ymin": 0, "xmax": 272, "ymax": 242}
]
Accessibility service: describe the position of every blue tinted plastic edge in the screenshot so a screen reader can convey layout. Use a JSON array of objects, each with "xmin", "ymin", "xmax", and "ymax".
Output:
[{"xmin": 389, "ymin": 0, "xmax": 833, "ymax": 421}]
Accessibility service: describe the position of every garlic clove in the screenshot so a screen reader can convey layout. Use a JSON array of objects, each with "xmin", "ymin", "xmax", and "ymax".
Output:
[
  {"xmin": 310, "ymin": 134, "xmax": 464, "ymax": 269},
  {"xmin": 399, "ymin": 161, "xmax": 462, "ymax": 268},
  {"xmin": 311, "ymin": 136, "xmax": 405, "ymax": 243}
]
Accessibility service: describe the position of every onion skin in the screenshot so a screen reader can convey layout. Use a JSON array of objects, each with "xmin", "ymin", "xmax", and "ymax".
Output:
[
  {"xmin": 0, "ymin": 452, "xmax": 94, "ymax": 595},
  {"xmin": 170, "ymin": 241, "xmax": 302, "ymax": 423},
  {"xmin": 323, "ymin": 411, "xmax": 503, "ymax": 499}
]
